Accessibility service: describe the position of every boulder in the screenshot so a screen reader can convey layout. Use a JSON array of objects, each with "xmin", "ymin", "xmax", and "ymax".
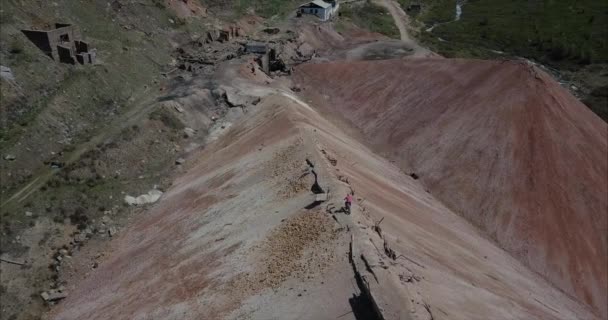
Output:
[
  {"xmin": 0, "ymin": 65, "xmax": 15, "ymax": 82},
  {"xmin": 41, "ymin": 290, "xmax": 67, "ymax": 302},
  {"xmin": 183, "ymin": 127, "xmax": 196, "ymax": 138},
  {"xmin": 212, "ymin": 87, "xmax": 226, "ymax": 99},
  {"xmin": 297, "ymin": 42, "xmax": 315, "ymax": 58},
  {"xmin": 48, "ymin": 291, "xmax": 68, "ymax": 301},
  {"xmin": 124, "ymin": 189, "xmax": 163, "ymax": 206},
  {"xmin": 74, "ymin": 233, "xmax": 87, "ymax": 243},
  {"xmin": 174, "ymin": 104, "xmax": 185, "ymax": 113}
]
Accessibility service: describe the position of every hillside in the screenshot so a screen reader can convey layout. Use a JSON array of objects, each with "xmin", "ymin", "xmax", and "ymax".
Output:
[
  {"xmin": 294, "ymin": 58, "xmax": 608, "ymax": 317},
  {"xmin": 0, "ymin": 1, "xmax": 223, "ymax": 319},
  {"xmin": 0, "ymin": 0, "xmax": 606, "ymax": 319},
  {"xmin": 48, "ymin": 90, "xmax": 599, "ymax": 320}
]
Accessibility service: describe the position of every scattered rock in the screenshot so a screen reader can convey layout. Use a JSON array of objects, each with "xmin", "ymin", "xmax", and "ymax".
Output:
[
  {"xmin": 183, "ymin": 127, "xmax": 196, "ymax": 138},
  {"xmin": 212, "ymin": 87, "xmax": 226, "ymax": 99},
  {"xmin": 49, "ymin": 291, "xmax": 68, "ymax": 301},
  {"xmin": 74, "ymin": 233, "xmax": 87, "ymax": 243},
  {"xmin": 124, "ymin": 189, "xmax": 163, "ymax": 206},
  {"xmin": 50, "ymin": 161, "xmax": 63, "ymax": 169},
  {"xmin": 41, "ymin": 290, "xmax": 67, "ymax": 302},
  {"xmin": 25, "ymin": 211, "xmax": 33, "ymax": 217},
  {"xmin": 108, "ymin": 227, "xmax": 117, "ymax": 237},
  {"xmin": 0, "ymin": 65, "xmax": 15, "ymax": 82},
  {"xmin": 224, "ymin": 90, "xmax": 259, "ymax": 108},
  {"xmin": 4, "ymin": 154, "xmax": 16, "ymax": 161},
  {"xmin": 175, "ymin": 158, "xmax": 186, "ymax": 165}
]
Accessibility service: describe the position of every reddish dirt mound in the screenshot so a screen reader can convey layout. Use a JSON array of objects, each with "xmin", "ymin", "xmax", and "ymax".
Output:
[
  {"xmin": 294, "ymin": 58, "xmax": 608, "ymax": 317},
  {"xmin": 166, "ymin": 0, "xmax": 207, "ymax": 18}
]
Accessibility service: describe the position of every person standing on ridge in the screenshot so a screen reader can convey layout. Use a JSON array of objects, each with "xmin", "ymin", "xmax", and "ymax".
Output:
[{"xmin": 344, "ymin": 193, "xmax": 353, "ymax": 214}]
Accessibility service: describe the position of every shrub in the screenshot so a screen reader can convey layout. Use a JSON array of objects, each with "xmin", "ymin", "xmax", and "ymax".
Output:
[{"xmin": 69, "ymin": 207, "xmax": 89, "ymax": 230}]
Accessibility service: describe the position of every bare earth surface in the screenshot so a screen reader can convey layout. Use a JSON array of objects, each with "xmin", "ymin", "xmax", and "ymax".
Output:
[
  {"xmin": 30, "ymin": 9, "xmax": 607, "ymax": 320},
  {"xmin": 48, "ymin": 59, "xmax": 601, "ymax": 319},
  {"xmin": 294, "ymin": 58, "xmax": 608, "ymax": 318}
]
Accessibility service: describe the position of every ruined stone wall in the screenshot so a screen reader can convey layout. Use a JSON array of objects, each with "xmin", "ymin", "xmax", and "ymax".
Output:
[{"xmin": 46, "ymin": 26, "xmax": 77, "ymax": 59}]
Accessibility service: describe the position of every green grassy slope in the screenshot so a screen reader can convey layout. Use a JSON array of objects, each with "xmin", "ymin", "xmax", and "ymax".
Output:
[
  {"xmin": 339, "ymin": 2, "xmax": 401, "ymax": 39},
  {"xmin": 0, "ymin": 1, "xmax": 210, "ymax": 319},
  {"xmin": 425, "ymin": 0, "xmax": 607, "ymax": 64}
]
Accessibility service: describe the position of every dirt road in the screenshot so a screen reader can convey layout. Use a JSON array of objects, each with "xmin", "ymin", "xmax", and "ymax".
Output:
[{"xmin": 374, "ymin": 0, "xmax": 411, "ymax": 41}]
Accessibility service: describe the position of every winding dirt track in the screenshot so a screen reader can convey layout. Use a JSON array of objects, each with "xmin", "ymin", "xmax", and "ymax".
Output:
[{"xmin": 373, "ymin": 0, "xmax": 411, "ymax": 41}]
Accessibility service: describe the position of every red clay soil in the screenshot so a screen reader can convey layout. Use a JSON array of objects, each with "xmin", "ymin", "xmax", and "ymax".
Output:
[
  {"xmin": 47, "ymin": 90, "xmax": 601, "ymax": 320},
  {"xmin": 294, "ymin": 58, "xmax": 608, "ymax": 317}
]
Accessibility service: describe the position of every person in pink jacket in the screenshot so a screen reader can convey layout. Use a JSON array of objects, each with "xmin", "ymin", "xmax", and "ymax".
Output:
[{"xmin": 344, "ymin": 193, "xmax": 353, "ymax": 214}]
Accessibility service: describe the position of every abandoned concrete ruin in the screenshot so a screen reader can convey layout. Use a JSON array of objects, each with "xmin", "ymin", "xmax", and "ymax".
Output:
[
  {"xmin": 21, "ymin": 24, "xmax": 96, "ymax": 65},
  {"xmin": 174, "ymin": 24, "xmax": 309, "ymax": 78},
  {"xmin": 245, "ymin": 42, "xmax": 287, "ymax": 75},
  {"xmin": 173, "ymin": 25, "xmax": 245, "ymax": 74},
  {"xmin": 206, "ymin": 25, "xmax": 242, "ymax": 43}
]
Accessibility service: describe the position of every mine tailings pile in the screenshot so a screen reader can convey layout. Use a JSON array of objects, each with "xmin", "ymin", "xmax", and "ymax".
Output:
[{"xmin": 294, "ymin": 57, "xmax": 608, "ymax": 318}]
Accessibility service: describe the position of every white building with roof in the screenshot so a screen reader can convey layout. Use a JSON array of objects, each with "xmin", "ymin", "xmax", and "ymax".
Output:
[{"xmin": 299, "ymin": 0, "xmax": 339, "ymax": 21}]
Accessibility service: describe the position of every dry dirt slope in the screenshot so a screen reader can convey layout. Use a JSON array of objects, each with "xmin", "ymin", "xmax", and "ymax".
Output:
[
  {"xmin": 294, "ymin": 58, "xmax": 608, "ymax": 317},
  {"xmin": 47, "ymin": 91, "xmax": 599, "ymax": 320}
]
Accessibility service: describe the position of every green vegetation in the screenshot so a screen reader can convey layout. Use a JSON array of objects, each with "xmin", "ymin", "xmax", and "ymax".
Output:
[
  {"xmin": 233, "ymin": 0, "xmax": 302, "ymax": 18},
  {"xmin": 406, "ymin": 0, "xmax": 608, "ymax": 121},
  {"xmin": 398, "ymin": 0, "xmax": 454, "ymax": 22},
  {"xmin": 582, "ymin": 84, "xmax": 608, "ymax": 121},
  {"xmin": 412, "ymin": 0, "xmax": 608, "ymax": 66},
  {"xmin": 340, "ymin": 2, "xmax": 400, "ymax": 39},
  {"xmin": 0, "ymin": 0, "xmax": 196, "ymax": 244}
]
